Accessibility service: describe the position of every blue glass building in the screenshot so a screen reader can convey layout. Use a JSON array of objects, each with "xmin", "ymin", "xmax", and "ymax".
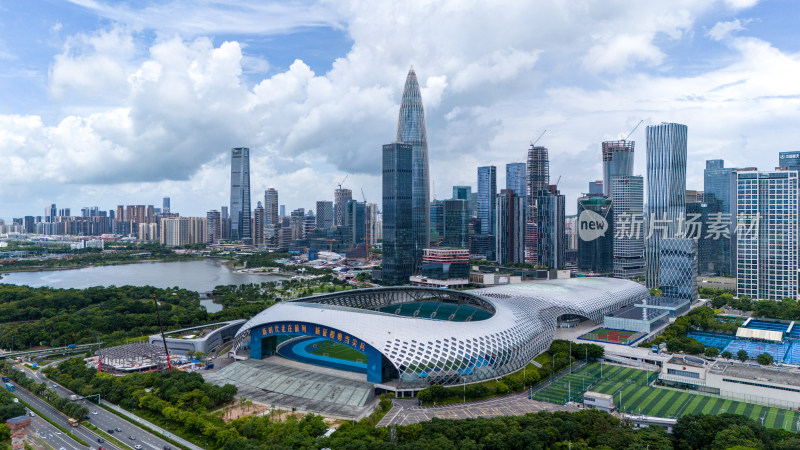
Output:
[
  {"xmin": 506, "ymin": 162, "xmax": 527, "ymax": 200},
  {"xmin": 703, "ymin": 159, "xmax": 738, "ymax": 275},
  {"xmin": 477, "ymin": 165, "xmax": 497, "ymax": 238},
  {"xmin": 443, "ymin": 199, "xmax": 469, "ymax": 249},
  {"xmin": 396, "ymin": 67, "xmax": 430, "ymax": 272},
  {"xmin": 382, "ymin": 143, "xmax": 414, "ymax": 285},
  {"xmin": 645, "ymin": 123, "xmax": 687, "ymax": 289},
  {"xmin": 602, "ymin": 140, "xmax": 634, "ymax": 197},
  {"xmin": 659, "ymin": 238, "xmax": 698, "ymax": 302},
  {"xmin": 230, "ymin": 147, "xmax": 252, "ymax": 243},
  {"xmin": 430, "ymin": 200, "xmax": 444, "ymax": 244}
]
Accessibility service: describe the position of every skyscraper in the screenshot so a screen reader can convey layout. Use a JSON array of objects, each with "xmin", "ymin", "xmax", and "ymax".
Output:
[
  {"xmin": 265, "ymin": 188, "xmax": 279, "ymax": 226},
  {"xmin": 495, "ymin": 189, "xmax": 525, "ymax": 264},
  {"xmin": 612, "ymin": 176, "xmax": 645, "ymax": 278},
  {"xmin": 316, "ymin": 201, "xmax": 334, "ymax": 229},
  {"xmin": 206, "ymin": 210, "xmax": 221, "ymax": 243},
  {"xmin": 253, "ymin": 202, "xmax": 265, "ymax": 245},
  {"xmin": 588, "ymin": 181, "xmax": 603, "ymax": 195},
  {"xmin": 443, "ymin": 199, "xmax": 469, "ymax": 249},
  {"xmin": 346, "ymin": 200, "xmax": 366, "ymax": 246},
  {"xmin": 334, "ymin": 188, "xmax": 353, "ymax": 227},
  {"xmin": 645, "ymin": 123, "xmax": 687, "ymax": 289},
  {"xmin": 703, "ymin": 159, "xmax": 737, "ymax": 276},
  {"xmin": 382, "ymin": 143, "xmax": 414, "ymax": 285},
  {"xmin": 452, "ymin": 186, "xmax": 473, "ymax": 218},
  {"xmin": 221, "ymin": 206, "xmax": 230, "ymax": 240},
  {"xmin": 396, "ymin": 66, "xmax": 430, "ymax": 271},
  {"xmin": 737, "ymin": 169, "xmax": 799, "ymax": 300},
  {"xmin": 537, "ymin": 186, "xmax": 565, "ymax": 269},
  {"xmin": 506, "ymin": 163, "xmax": 527, "ymax": 200},
  {"xmin": 162, "ymin": 197, "xmax": 170, "ymax": 214},
  {"xmin": 660, "ymin": 238, "xmax": 699, "ymax": 302},
  {"xmin": 602, "ymin": 140, "xmax": 634, "ymax": 197},
  {"xmin": 577, "ymin": 194, "xmax": 614, "ymax": 276},
  {"xmin": 477, "ymin": 166, "xmax": 497, "ymax": 237},
  {"xmin": 365, "ymin": 203, "xmax": 378, "ymax": 247},
  {"xmin": 229, "ymin": 147, "xmax": 252, "ymax": 243},
  {"xmin": 527, "ymin": 145, "xmax": 550, "ymax": 196},
  {"xmin": 526, "ymin": 145, "xmax": 550, "ymax": 264},
  {"xmin": 430, "ymin": 200, "xmax": 444, "ymax": 244}
]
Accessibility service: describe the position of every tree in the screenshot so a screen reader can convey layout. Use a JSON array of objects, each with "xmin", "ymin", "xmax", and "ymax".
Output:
[
  {"xmin": 737, "ymin": 349, "xmax": 749, "ymax": 362},
  {"xmin": 705, "ymin": 346, "xmax": 720, "ymax": 358},
  {"xmin": 756, "ymin": 353, "xmax": 774, "ymax": 366},
  {"xmin": 721, "ymin": 351, "xmax": 733, "ymax": 359}
]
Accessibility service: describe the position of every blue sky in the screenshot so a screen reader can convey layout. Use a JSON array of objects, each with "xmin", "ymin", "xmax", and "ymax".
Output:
[{"xmin": 2, "ymin": 0, "xmax": 800, "ymax": 219}]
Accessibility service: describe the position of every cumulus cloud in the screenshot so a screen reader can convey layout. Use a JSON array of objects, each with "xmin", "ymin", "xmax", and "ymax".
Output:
[{"xmin": 2, "ymin": 0, "xmax": 787, "ymax": 217}]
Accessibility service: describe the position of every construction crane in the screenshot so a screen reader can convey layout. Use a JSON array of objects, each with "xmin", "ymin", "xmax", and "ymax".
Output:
[
  {"xmin": 530, "ymin": 129, "xmax": 547, "ymax": 147},
  {"xmin": 554, "ymin": 175, "xmax": 561, "ymax": 189},
  {"xmin": 432, "ymin": 180, "xmax": 437, "ymax": 201},
  {"xmin": 361, "ymin": 187, "xmax": 367, "ymax": 203},
  {"xmin": 337, "ymin": 174, "xmax": 349, "ymax": 190},
  {"xmin": 623, "ymin": 119, "xmax": 644, "ymax": 141}
]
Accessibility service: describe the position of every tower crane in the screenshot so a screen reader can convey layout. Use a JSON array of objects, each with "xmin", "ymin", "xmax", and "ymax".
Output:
[
  {"xmin": 337, "ymin": 174, "xmax": 349, "ymax": 190},
  {"xmin": 361, "ymin": 187, "xmax": 367, "ymax": 203},
  {"xmin": 530, "ymin": 130, "xmax": 547, "ymax": 147},
  {"xmin": 623, "ymin": 119, "xmax": 644, "ymax": 141}
]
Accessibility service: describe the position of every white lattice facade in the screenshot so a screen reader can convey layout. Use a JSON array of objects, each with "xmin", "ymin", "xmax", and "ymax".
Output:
[{"xmin": 234, "ymin": 278, "xmax": 648, "ymax": 390}]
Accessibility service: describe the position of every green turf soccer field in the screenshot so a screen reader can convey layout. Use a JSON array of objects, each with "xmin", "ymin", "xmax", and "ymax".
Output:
[
  {"xmin": 308, "ymin": 340, "xmax": 365, "ymax": 362},
  {"xmin": 532, "ymin": 363, "xmax": 800, "ymax": 431}
]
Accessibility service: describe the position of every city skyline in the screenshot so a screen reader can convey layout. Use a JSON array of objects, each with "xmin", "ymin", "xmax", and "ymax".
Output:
[{"xmin": 3, "ymin": 2, "xmax": 800, "ymax": 219}]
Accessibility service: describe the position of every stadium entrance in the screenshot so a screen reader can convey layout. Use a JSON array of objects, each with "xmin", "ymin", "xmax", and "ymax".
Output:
[{"xmin": 248, "ymin": 321, "xmax": 397, "ymax": 383}]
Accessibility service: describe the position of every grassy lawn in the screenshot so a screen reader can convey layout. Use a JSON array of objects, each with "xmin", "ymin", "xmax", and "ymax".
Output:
[
  {"xmin": 534, "ymin": 352, "xmax": 553, "ymax": 366},
  {"xmin": 308, "ymin": 340, "xmax": 365, "ymax": 362},
  {"xmin": 532, "ymin": 362, "xmax": 800, "ymax": 432}
]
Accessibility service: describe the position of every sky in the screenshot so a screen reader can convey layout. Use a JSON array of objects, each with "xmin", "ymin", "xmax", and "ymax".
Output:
[{"xmin": 2, "ymin": 0, "xmax": 800, "ymax": 220}]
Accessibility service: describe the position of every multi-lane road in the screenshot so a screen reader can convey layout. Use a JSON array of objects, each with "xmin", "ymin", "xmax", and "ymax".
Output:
[
  {"xmin": 14, "ymin": 363, "xmax": 178, "ymax": 450},
  {"xmin": 11, "ymin": 381, "xmax": 121, "ymax": 449}
]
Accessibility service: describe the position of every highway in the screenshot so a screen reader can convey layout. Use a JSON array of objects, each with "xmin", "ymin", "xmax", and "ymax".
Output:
[
  {"xmin": 21, "ymin": 364, "xmax": 179, "ymax": 450},
  {"xmin": 10, "ymin": 381, "xmax": 120, "ymax": 450},
  {"xmin": 29, "ymin": 412, "xmax": 83, "ymax": 450}
]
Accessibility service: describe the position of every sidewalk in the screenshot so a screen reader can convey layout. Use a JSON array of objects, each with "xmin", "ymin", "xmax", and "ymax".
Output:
[{"xmin": 101, "ymin": 400, "xmax": 203, "ymax": 450}]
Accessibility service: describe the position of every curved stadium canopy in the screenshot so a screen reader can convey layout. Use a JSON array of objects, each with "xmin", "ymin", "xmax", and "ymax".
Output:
[{"xmin": 234, "ymin": 277, "xmax": 648, "ymax": 389}]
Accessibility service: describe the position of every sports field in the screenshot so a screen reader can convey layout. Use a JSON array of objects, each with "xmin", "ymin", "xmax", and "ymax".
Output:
[
  {"xmin": 532, "ymin": 363, "xmax": 657, "ymax": 404},
  {"xmin": 579, "ymin": 327, "xmax": 645, "ymax": 345},
  {"xmin": 308, "ymin": 340, "xmax": 365, "ymax": 363},
  {"xmin": 533, "ymin": 363, "xmax": 800, "ymax": 431}
]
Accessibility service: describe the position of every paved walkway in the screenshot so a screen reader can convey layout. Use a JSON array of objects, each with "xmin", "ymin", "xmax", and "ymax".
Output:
[
  {"xmin": 376, "ymin": 392, "xmax": 580, "ymax": 427},
  {"xmin": 102, "ymin": 400, "xmax": 203, "ymax": 450}
]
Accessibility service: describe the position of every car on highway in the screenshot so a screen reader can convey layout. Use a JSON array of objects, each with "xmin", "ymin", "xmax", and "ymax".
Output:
[
  {"xmin": 97, "ymin": 438, "xmax": 104, "ymax": 443},
  {"xmin": 107, "ymin": 429, "xmax": 114, "ymax": 433},
  {"xmin": 134, "ymin": 445, "xmax": 142, "ymax": 449},
  {"xmin": 92, "ymin": 410, "xmax": 98, "ymax": 415},
  {"xmin": 115, "ymin": 427, "xmax": 122, "ymax": 432},
  {"xmin": 129, "ymin": 435, "xmax": 136, "ymax": 440}
]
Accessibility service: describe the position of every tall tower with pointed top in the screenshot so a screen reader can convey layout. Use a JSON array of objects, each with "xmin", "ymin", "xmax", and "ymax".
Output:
[{"xmin": 396, "ymin": 66, "xmax": 430, "ymax": 271}]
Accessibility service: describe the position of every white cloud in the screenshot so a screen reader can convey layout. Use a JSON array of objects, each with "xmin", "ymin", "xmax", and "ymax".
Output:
[
  {"xmin": 1, "ymin": 0, "xmax": 785, "ymax": 218},
  {"xmin": 707, "ymin": 19, "xmax": 748, "ymax": 41}
]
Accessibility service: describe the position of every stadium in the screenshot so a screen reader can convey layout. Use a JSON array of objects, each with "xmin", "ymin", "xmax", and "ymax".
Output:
[{"xmin": 233, "ymin": 277, "xmax": 648, "ymax": 391}]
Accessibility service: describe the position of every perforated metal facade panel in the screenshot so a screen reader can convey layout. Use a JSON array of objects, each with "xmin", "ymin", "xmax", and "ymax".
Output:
[{"xmin": 234, "ymin": 278, "xmax": 648, "ymax": 389}]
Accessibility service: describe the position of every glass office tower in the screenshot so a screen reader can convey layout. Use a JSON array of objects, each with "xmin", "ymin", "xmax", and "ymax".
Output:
[
  {"xmin": 477, "ymin": 166, "xmax": 497, "ymax": 237},
  {"xmin": 382, "ymin": 143, "xmax": 414, "ymax": 285},
  {"xmin": 602, "ymin": 140, "xmax": 634, "ymax": 197},
  {"xmin": 645, "ymin": 123, "xmax": 687, "ymax": 289},
  {"xmin": 229, "ymin": 147, "xmax": 252, "ymax": 243},
  {"xmin": 396, "ymin": 66, "xmax": 430, "ymax": 272}
]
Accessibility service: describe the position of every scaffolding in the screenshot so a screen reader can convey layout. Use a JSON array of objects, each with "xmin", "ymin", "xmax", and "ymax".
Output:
[{"xmin": 98, "ymin": 343, "xmax": 169, "ymax": 375}]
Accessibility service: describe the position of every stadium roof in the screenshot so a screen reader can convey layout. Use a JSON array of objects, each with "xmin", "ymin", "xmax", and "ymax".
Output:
[{"xmin": 235, "ymin": 277, "xmax": 648, "ymax": 389}]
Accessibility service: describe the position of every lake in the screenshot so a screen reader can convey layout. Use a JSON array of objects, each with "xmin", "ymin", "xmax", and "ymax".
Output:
[{"xmin": 0, "ymin": 258, "xmax": 284, "ymax": 313}]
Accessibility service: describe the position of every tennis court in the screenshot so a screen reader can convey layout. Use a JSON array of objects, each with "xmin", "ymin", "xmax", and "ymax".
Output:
[{"xmin": 579, "ymin": 328, "xmax": 645, "ymax": 345}]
